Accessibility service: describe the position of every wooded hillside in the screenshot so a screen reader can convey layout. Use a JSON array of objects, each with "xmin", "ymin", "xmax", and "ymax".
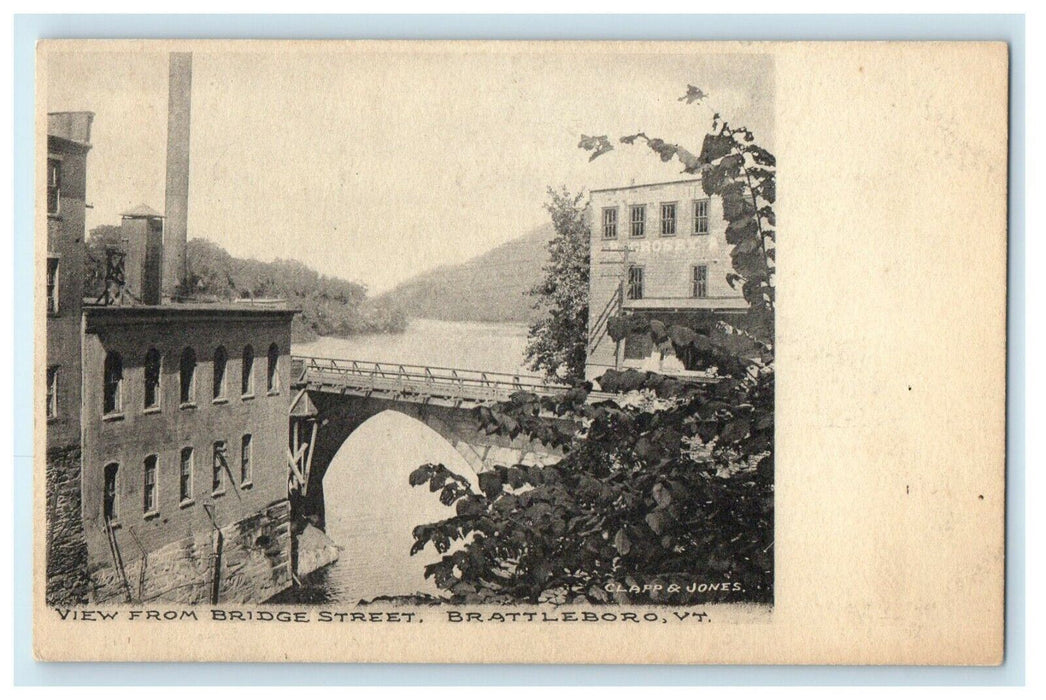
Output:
[
  {"xmin": 84, "ymin": 226, "xmax": 406, "ymax": 343},
  {"xmin": 375, "ymin": 223, "xmax": 554, "ymax": 324}
]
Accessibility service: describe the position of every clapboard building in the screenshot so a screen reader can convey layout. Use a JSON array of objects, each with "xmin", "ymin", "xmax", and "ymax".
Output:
[{"xmin": 585, "ymin": 178, "xmax": 748, "ymax": 382}]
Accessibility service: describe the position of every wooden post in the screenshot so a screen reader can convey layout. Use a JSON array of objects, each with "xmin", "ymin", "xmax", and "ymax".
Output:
[
  {"xmin": 287, "ymin": 445, "xmax": 306, "ymax": 491},
  {"xmin": 203, "ymin": 503, "xmax": 222, "ymax": 605},
  {"xmin": 302, "ymin": 419, "xmax": 318, "ymax": 498},
  {"xmin": 210, "ymin": 530, "xmax": 223, "ymax": 605},
  {"xmin": 616, "ymin": 244, "xmax": 631, "ymax": 371}
]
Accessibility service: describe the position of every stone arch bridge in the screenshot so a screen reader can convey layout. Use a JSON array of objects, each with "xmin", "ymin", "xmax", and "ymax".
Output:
[{"xmin": 287, "ymin": 356, "xmax": 593, "ymax": 531}]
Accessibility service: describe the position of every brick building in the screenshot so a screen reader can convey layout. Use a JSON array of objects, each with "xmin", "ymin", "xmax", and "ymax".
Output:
[
  {"xmin": 585, "ymin": 178, "xmax": 748, "ymax": 382},
  {"xmin": 43, "ymin": 53, "xmax": 302, "ymax": 605},
  {"xmin": 80, "ymin": 301, "xmax": 296, "ymax": 603}
]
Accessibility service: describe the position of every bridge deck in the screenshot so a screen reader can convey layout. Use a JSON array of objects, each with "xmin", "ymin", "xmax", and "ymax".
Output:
[{"xmin": 292, "ymin": 355, "xmax": 578, "ymax": 405}]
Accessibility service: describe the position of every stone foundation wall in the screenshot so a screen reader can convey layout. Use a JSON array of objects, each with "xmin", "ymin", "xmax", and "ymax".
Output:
[
  {"xmin": 46, "ymin": 445, "xmax": 92, "ymax": 606},
  {"xmin": 89, "ymin": 499, "xmax": 292, "ymax": 605}
]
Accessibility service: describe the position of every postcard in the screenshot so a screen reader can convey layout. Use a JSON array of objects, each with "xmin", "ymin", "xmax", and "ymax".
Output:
[{"xmin": 33, "ymin": 40, "xmax": 1007, "ymax": 664}]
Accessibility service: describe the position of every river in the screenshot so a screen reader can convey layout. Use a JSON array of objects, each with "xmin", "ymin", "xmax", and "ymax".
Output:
[{"xmin": 275, "ymin": 318, "xmax": 531, "ymax": 604}]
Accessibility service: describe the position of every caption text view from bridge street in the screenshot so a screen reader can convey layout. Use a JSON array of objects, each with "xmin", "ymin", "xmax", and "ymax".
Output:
[{"xmin": 41, "ymin": 45, "xmax": 774, "ymax": 612}]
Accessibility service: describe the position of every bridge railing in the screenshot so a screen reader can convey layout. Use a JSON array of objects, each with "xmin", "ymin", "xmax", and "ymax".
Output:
[{"xmin": 292, "ymin": 355, "xmax": 566, "ymax": 402}]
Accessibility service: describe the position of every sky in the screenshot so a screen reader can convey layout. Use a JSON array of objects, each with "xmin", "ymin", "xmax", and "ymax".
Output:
[{"xmin": 45, "ymin": 44, "xmax": 774, "ymax": 294}]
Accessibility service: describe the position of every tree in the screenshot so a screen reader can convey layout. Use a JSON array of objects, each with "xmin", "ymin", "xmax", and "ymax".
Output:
[
  {"xmin": 408, "ymin": 86, "xmax": 775, "ymax": 606},
  {"xmin": 524, "ymin": 187, "xmax": 591, "ymax": 383},
  {"xmin": 81, "ymin": 227, "xmax": 406, "ymax": 342}
]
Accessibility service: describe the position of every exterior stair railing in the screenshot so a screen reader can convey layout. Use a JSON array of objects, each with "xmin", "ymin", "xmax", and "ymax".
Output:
[
  {"xmin": 587, "ymin": 284, "xmax": 622, "ymax": 355},
  {"xmin": 102, "ymin": 517, "xmax": 134, "ymax": 603}
]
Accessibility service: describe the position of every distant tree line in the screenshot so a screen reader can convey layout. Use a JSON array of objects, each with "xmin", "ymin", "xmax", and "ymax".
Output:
[{"xmin": 84, "ymin": 226, "xmax": 406, "ymax": 343}]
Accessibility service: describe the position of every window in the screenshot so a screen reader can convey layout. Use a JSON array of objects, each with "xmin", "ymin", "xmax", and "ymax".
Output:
[
  {"xmin": 179, "ymin": 347, "xmax": 196, "ymax": 405},
  {"xmin": 240, "ymin": 434, "xmax": 252, "ymax": 485},
  {"xmin": 103, "ymin": 352, "xmax": 123, "ymax": 415},
  {"xmin": 212, "ymin": 346, "xmax": 227, "ymax": 400},
  {"xmin": 241, "ymin": 345, "xmax": 255, "ymax": 397},
  {"xmin": 660, "ymin": 202, "xmax": 677, "ymax": 236},
  {"xmin": 629, "ymin": 205, "xmax": 646, "ymax": 237},
  {"xmin": 103, "ymin": 463, "xmax": 119, "ymax": 522},
  {"xmin": 623, "ymin": 331, "xmax": 655, "ymax": 360},
  {"xmin": 143, "ymin": 455, "xmax": 158, "ymax": 514},
  {"xmin": 627, "ymin": 266, "xmax": 644, "ymax": 300},
  {"xmin": 602, "ymin": 207, "xmax": 618, "ymax": 239},
  {"xmin": 46, "ymin": 257, "xmax": 59, "ymax": 314},
  {"xmin": 179, "ymin": 447, "xmax": 194, "ymax": 503},
  {"xmin": 47, "ymin": 158, "xmax": 61, "ymax": 215},
  {"xmin": 267, "ymin": 343, "xmax": 280, "ymax": 394},
  {"xmin": 692, "ymin": 265, "xmax": 708, "ymax": 298},
  {"xmin": 46, "ymin": 366, "xmax": 59, "ymax": 419},
  {"xmin": 143, "ymin": 348, "xmax": 161, "ymax": 410},
  {"xmin": 212, "ymin": 441, "xmax": 227, "ymax": 494},
  {"xmin": 694, "ymin": 199, "xmax": 710, "ymax": 234}
]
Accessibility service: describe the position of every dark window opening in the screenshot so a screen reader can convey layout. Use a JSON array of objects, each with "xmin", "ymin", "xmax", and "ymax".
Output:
[
  {"xmin": 660, "ymin": 202, "xmax": 676, "ymax": 236},
  {"xmin": 694, "ymin": 199, "xmax": 710, "ymax": 234},
  {"xmin": 240, "ymin": 434, "xmax": 252, "ymax": 484},
  {"xmin": 103, "ymin": 352, "xmax": 123, "ymax": 415},
  {"xmin": 179, "ymin": 447, "xmax": 193, "ymax": 503},
  {"xmin": 103, "ymin": 462, "xmax": 119, "ymax": 522},
  {"xmin": 623, "ymin": 331, "xmax": 655, "ymax": 360},
  {"xmin": 627, "ymin": 266, "xmax": 644, "ymax": 300},
  {"xmin": 179, "ymin": 347, "xmax": 196, "ymax": 405},
  {"xmin": 241, "ymin": 345, "xmax": 254, "ymax": 396},
  {"xmin": 213, "ymin": 346, "xmax": 227, "ymax": 400},
  {"xmin": 267, "ymin": 343, "xmax": 280, "ymax": 394},
  {"xmin": 212, "ymin": 441, "xmax": 227, "ymax": 494},
  {"xmin": 143, "ymin": 455, "xmax": 158, "ymax": 513},
  {"xmin": 602, "ymin": 207, "xmax": 618, "ymax": 239},
  {"xmin": 630, "ymin": 205, "xmax": 646, "ymax": 237},
  {"xmin": 144, "ymin": 348, "xmax": 161, "ymax": 409},
  {"xmin": 46, "ymin": 366, "xmax": 59, "ymax": 419},
  {"xmin": 46, "ymin": 257, "xmax": 59, "ymax": 314},
  {"xmin": 47, "ymin": 158, "xmax": 61, "ymax": 215},
  {"xmin": 692, "ymin": 265, "xmax": 708, "ymax": 298}
]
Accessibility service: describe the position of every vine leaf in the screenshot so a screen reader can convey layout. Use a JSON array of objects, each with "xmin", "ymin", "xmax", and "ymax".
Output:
[
  {"xmin": 679, "ymin": 85, "xmax": 708, "ymax": 104},
  {"xmin": 578, "ymin": 134, "xmax": 614, "ymax": 161}
]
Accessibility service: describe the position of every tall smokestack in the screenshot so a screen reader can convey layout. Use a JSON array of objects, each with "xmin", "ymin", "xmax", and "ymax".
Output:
[{"xmin": 163, "ymin": 52, "xmax": 192, "ymax": 298}]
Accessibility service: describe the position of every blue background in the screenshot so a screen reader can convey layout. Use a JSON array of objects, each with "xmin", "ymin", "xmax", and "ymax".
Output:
[{"xmin": 12, "ymin": 13, "xmax": 1026, "ymax": 686}]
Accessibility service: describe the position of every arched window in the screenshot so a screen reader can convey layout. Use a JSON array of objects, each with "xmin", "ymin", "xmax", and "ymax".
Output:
[
  {"xmin": 267, "ymin": 343, "xmax": 280, "ymax": 394},
  {"xmin": 241, "ymin": 344, "xmax": 254, "ymax": 397},
  {"xmin": 212, "ymin": 346, "xmax": 227, "ymax": 400},
  {"xmin": 143, "ymin": 348, "xmax": 161, "ymax": 410},
  {"xmin": 103, "ymin": 462, "xmax": 119, "ymax": 522},
  {"xmin": 179, "ymin": 347, "xmax": 197, "ymax": 405},
  {"xmin": 103, "ymin": 351, "xmax": 123, "ymax": 415}
]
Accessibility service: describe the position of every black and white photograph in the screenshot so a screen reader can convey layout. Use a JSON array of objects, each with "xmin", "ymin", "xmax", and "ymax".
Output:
[
  {"xmin": 42, "ymin": 44, "xmax": 775, "ymax": 613},
  {"xmin": 33, "ymin": 40, "xmax": 1006, "ymax": 665}
]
